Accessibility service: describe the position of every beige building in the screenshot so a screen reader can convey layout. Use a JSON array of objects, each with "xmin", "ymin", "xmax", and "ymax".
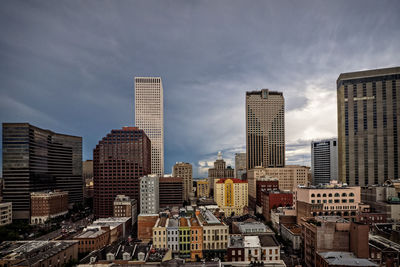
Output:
[
  {"xmin": 246, "ymin": 89, "xmax": 285, "ymax": 170},
  {"xmin": 152, "ymin": 217, "xmax": 168, "ymax": 249},
  {"xmin": 113, "ymin": 195, "xmax": 137, "ymax": 225},
  {"xmin": 172, "ymin": 162, "xmax": 193, "ymax": 200},
  {"xmin": 30, "ymin": 191, "xmax": 68, "ymax": 224},
  {"xmin": 247, "ymin": 165, "xmax": 309, "ymax": 202},
  {"xmin": 214, "ymin": 178, "xmax": 248, "ymax": 216},
  {"xmin": 196, "ymin": 210, "xmax": 229, "ymax": 251},
  {"xmin": 197, "ymin": 179, "xmax": 209, "ymax": 197},
  {"xmin": 296, "ymin": 182, "xmax": 361, "ymax": 223},
  {"xmin": 208, "ymin": 152, "xmax": 234, "ymax": 191},
  {"xmin": 135, "ymin": 77, "xmax": 164, "ymax": 176},
  {"xmin": 0, "ymin": 202, "xmax": 12, "ymax": 226},
  {"xmin": 337, "ymin": 67, "xmax": 400, "ymax": 185}
]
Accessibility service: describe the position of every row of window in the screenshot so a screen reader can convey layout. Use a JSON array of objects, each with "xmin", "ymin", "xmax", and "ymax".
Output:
[{"xmin": 311, "ymin": 192, "xmax": 355, "ymax": 197}]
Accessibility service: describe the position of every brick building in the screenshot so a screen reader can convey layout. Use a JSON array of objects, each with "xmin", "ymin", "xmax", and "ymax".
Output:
[
  {"xmin": 261, "ymin": 191, "xmax": 293, "ymax": 221},
  {"xmin": 0, "ymin": 202, "xmax": 12, "ymax": 226},
  {"xmin": 94, "ymin": 127, "xmax": 151, "ymax": 218},
  {"xmin": 256, "ymin": 178, "xmax": 279, "ymax": 206},
  {"xmin": 190, "ymin": 217, "xmax": 203, "ymax": 261},
  {"xmin": 159, "ymin": 177, "xmax": 184, "ymax": 208},
  {"xmin": 138, "ymin": 214, "xmax": 159, "ymax": 242},
  {"xmin": 113, "ymin": 195, "xmax": 137, "ymax": 225},
  {"xmin": 30, "ymin": 190, "xmax": 68, "ymax": 224},
  {"xmin": 301, "ymin": 216, "xmax": 369, "ymax": 267}
]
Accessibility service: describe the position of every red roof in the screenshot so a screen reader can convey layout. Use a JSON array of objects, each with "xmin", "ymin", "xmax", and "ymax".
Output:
[{"xmin": 216, "ymin": 178, "xmax": 247, "ymax": 184}]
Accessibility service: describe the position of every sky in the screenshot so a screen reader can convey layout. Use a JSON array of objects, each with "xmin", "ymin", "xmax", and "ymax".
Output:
[{"xmin": 1, "ymin": 0, "xmax": 399, "ymax": 177}]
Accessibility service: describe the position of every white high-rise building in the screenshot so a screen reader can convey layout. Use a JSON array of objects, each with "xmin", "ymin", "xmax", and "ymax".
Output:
[
  {"xmin": 140, "ymin": 174, "xmax": 159, "ymax": 214},
  {"xmin": 311, "ymin": 138, "xmax": 338, "ymax": 185},
  {"xmin": 135, "ymin": 77, "xmax": 164, "ymax": 176}
]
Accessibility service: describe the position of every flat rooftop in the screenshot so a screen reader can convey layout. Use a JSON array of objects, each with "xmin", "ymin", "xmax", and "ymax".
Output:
[
  {"xmin": 75, "ymin": 228, "xmax": 107, "ymax": 239},
  {"xmin": 244, "ymin": 236, "xmax": 260, "ymax": 248},
  {"xmin": 318, "ymin": 251, "xmax": 378, "ymax": 266}
]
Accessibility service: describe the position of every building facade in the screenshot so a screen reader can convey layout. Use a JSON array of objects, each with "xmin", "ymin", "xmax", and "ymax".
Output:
[
  {"xmin": 113, "ymin": 195, "xmax": 137, "ymax": 225},
  {"xmin": 261, "ymin": 191, "xmax": 294, "ymax": 221},
  {"xmin": 247, "ymin": 166, "xmax": 308, "ymax": 205},
  {"xmin": 197, "ymin": 179, "xmax": 209, "ymax": 198},
  {"xmin": 0, "ymin": 202, "xmax": 12, "ymax": 226},
  {"xmin": 311, "ymin": 138, "xmax": 338, "ymax": 185},
  {"xmin": 153, "ymin": 217, "xmax": 168, "ymax": 249},
  {"xmin": 172, "ymin": 162, "xmax": 193, "ymax": 201},
  {"xmin": 214, "ymin": 178, "xmax": 248, "ymax": 216},
  {"xmin": 159, "ymin": 177, "xmax": 184, "ymax": 207},
  {"xmin": 208, "ymin": 152, "xmax": 234, "ymax": 191},
  {"xmin": 93, "ymin": 127, "xmax": 151, "ymax": 218},
  {"xmin": 30, "ymin": 190, "xmax": 68, "ymax": 224},
  {"xmin": 246, "ymin": 89, "xmax": 285, "ymax": 170},
  {"xmin": 296, "ymin": 183, "xmax": 361, "ymax": 224},
  {"xmin": 190, "ymin": 217, "xmax": 203, "ymax": 261},
  {"xmin": 256, "ymin": 178, "xmax": 279, "ymax": 206},
  {"xmin": 337, "ymin": 67, "xmax": 400, "ymax": 185},
  {"xmin": 2, "ymin": 123, "xmax": 82, "ymax": 219},
  {"xmin": 235, "ymin": 152, "xmax": 247, "ymax": 179},
  {"xmin": 140, "ymin": 174, "xmax": 159, "ymax": 214},
  {"xmin": 135, "ymin": 77, "xmax": 164, "ymax": 176}
]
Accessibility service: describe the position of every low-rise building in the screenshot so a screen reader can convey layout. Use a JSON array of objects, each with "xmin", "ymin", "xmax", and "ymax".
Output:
[
  {"xmin": 0, "ymin": 202, "xmax": 12, "ymax": 226},
  {"xmin": 153, "ymin": 217, "xmax": 168, "ymax": 249},
  {"xmin": 179, "ymin": 217, "xmax": 191, "ymax": 259},
  {"xmin": 361, "ymin": 185, "xmax": 400, "ymax": 221},
  {"xmin": 280, "ymin": 224, "xmax": 301, "ymax": 251},
  {"xmin": 261, "ymin": 190, "xmax": 293, "ymax": 221},
  {"xmin": 214, "ymin": 178, "xmax": 248, "ymax": 216},
  {"xmin": 301, "ymin": 216, "xmax": 369, "ymax": 267},
  {"xmin": 92, "ymin": 217, "xmax": 131, "ymax": 238},
  {"xmin": 166, "ymin": 217, "xmax": 179, "ymax": 254},
  {"xmin": 0, "ymin": 241, "xmax": 78, "ymax": 267},
  {"xmin": 113, "ymin": 195, "xmax": 137, "ymax": 225},
  {"xmin": 369, "ymin": 233, "xmax": 400, "ymax": 267},
  {"xmin": 232, "ymin": 221, "xmax": 271, "ymax": 235},
  {"xmin": 316, "ymin": 251, "xmax": 378, "ymax": 267},
  {"xmin": 296, "ymin": 182, "xmax": 361, "ymax": 224},
  {"xmin": 74, "ymin": 227, "xmax": 110, "ymax": 253},
  {"xmin": 270, "ymin": 207, "xmax": 296, "ymax": 231},
  {"xmin": 259, "ymin": 235, "xmax": 280, "ymax": 261},
  {"xmin": 190, "ymin": 217, "xmax": 203, "ymax": 261},
  {"xmin": 138, "ymin": 214, "xmax": 159, "ymax": 242},
  {"xmin": 256, "ymin": 178, "xmax": 279, "ymax": 206},
  {"xmin": 197, "ymin": 179, "xmax": 209, "ymax": 198},
  {"xmin": 197, "ymin": 209, "xmax": 229, "ymax": 259},
  {"xmin": 227, "ymin": 235, "xmax": 245, "ymax": 262},
  {"xmin": 30, "ymin": 190, "xmax": 68, "ymax": 224}
]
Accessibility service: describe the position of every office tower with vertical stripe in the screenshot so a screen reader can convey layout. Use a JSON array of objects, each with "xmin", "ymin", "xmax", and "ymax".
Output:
[
  {"xmin": 337, "ymin": 67, "xmax": 400, "ymax": 186},
  {"xmin": 311, "ymin": 138, "xmax": 338, "ymax": 185},
  {"xmin": 135, "ymin": 77, "xmax": 164, "ymax": 176},
  {"xmin": 246, "ymin": 89, "xmax": 285, "ymax": 170}
]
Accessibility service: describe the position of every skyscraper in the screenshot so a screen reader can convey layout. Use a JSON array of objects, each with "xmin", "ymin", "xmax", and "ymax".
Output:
[
  {"xmin": 337, "ymin": 67, "xmax": 400, "ymax": 186},
  {"xmin": 234, "ymin": 152, "xmax": 246, "ymax": 179},
  {"xmin": 93, "ymin": 127, "xmax": 151, "ymax": 218},
  {"xmin": 246, "ymin": 89, "xmax": 285, "ymax": 170},
  {"xmin": 134, "ymin": 77, "xmax": 164, "ymax": 176},
  {"xmin": 2, "ymin": 123, "xmax": 82, "ymax": 219},
  {"xmin": 208, "ymin": 152, "xmax": 234, "ymax": 191},
  {"xmin": 172, "ymin": 162, "xmax": 193, "ymax": 201},
  {"xmin": 311, "ymin": 138, "xmax": 338, "ymax": 185}
]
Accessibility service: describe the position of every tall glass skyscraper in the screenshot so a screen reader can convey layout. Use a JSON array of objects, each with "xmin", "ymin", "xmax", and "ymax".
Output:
[
  {"xmin": 311, "ymin": 138, "xmax": 338, "ymax": 185},
  {"xmin": 246, "ymin": 89, "xmax": 285, "ymax": 170},
  {"xmin": 134, "ymin": 77, "xmax": 164, "ymax": 176},
  {"xmin": 337, "ymin": 67, "xmax": 400, "ymax": 186},
  {"xmin": 2, "ymin": 123, "xmax": 82, "ymax": 219}
]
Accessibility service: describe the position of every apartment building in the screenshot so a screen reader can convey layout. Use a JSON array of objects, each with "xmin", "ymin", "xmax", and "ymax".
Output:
[{"xmin": 214, "ymin": 178, "xmax": 248, "ymax": 216}]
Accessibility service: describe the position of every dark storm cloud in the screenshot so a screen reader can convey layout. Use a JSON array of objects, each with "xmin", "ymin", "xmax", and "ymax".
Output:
[{"xmin": 1, "ymin": 0, "xmax": 399, "ymax": 176}]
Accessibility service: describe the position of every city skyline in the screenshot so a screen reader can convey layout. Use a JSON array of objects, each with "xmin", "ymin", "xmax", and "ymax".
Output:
[{"xmin": 1, "ymin": 1, "xmax": 400, "ymax": 177}]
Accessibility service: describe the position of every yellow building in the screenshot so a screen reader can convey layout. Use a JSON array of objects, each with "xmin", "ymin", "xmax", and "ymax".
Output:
[
  {"xmin": 152, "ymin": 217, "xmax": 168, "ymax": 249},
  {"xmin": 197, "ymin": 179, "xmax": 209, "ymax": 197},
  {"xmin": 214, "ymin": 178, "xmax": 248, "ymax": 216}
]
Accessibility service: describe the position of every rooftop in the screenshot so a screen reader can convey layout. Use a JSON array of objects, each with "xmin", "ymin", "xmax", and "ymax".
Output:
[
  {"xmin": 167, "ymin": 218, "xmax": 179, "ymax": 228},
  {"xmin": 75, "ymin": 228, "xmax": 107, "ymax": 239},
  {"xmin": 216, "ymin": 178, "xmax": 247, "ymax": 184},
  {"xmin": 229, "ymin": 236, "xmax": 244, "ymax": 248},
  {"xmin": 0, "ymin": 241, "xmax": 78, "ymax": 266},
  {"xmin": 259, "ymin": 235, "xmax": 279, "ymax": 247},
  {"xmin": 244, "ymin": 236, "xmax": 260, "ymax": 248},
  {"xmin": 318, "ymin": 251, "xmax": 378, "ymax": 266}
]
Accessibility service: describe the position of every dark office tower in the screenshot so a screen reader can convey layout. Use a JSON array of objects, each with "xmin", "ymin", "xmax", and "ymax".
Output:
[
  {"xmin": 2, "ymin": 123, "xmax": 82, "ymax": 220},
  {"xmin": 246, "ymin": 89, "xmax": 285, "ymax": 170},
  {"xmin": 93, "ymin": 127, "xmax": 151, "ymax": 218},
  {"xmin": 311, "ymin": 138, "xmax": 338, "ymax": 185},
  {"xmin": 337, "ymin": 67, "xmax": 400, "ymax": 186}
]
